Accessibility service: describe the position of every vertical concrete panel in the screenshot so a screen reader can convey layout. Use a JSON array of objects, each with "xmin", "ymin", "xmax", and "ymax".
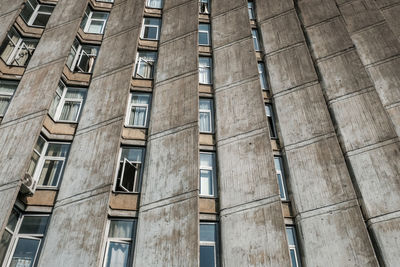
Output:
[
  {"xmin": 133, "ymin": 1, "xmax": 200, "ymax": 266},
  {"xmin": 212, "ymin": 1, "xmax": 291, "ymax": 266},
  {"xmin": 258, "ymin": 0, "xmax": 379, "ymax": 265},
  {"xmin": 0, "ymin": 0, "xmax": 24, "ymax": 41},
  {"xmin": 38, "ymin": 0, "xmax": 145, "ymax": 265},
  {"xmin": 298, "ymin": 1, "xmax": 400, "ymax": 265}
]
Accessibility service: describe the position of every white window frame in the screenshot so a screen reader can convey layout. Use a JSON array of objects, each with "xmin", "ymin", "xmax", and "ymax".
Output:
[
  {"xmin": 146, "ymin": 0, "xmax": 163, "ymax": 9},
  {"xmin": 30, "ymin": 136, "xmax": 69, "ymax": 188},
  {"xmin": 1, "ymin": 28, "xmax": 38, "ymax": 66},
  {"xmin": 286, "ymin": 226, "xmax": 301, "ymax": 267},
  {"xmin": 199, "ymin": 24, "xmax": 211, "ymax": 46},
  {"xmin": 82, "ymin": 8, "xmax": 109, "ymax": 34},
  {"xmin": 133, "ymin": 51, "xmax": 157, "ymax": 79},
  {"xmin": 50, "ymin": 82, "xmax": 85, "ymax": 123},
  {"xmin": 248, "ymin": 1, "xmax": 255, "ymax": 20},
  {"xmin": 1, "ymin": 213, "xmax": 49, "ymax": 267},
  {"xmin": 274, "ymin": 156, "xmax": 288, "ymax": 201},
  {"xmin": 258, "ymin": 62, "xmax": 267, "ymax": 90},
  {"xmin": 199, "ymin": 57, "xmax": 212, "ymax": 85},
  {"xmin": 23, "ymin": 0, "xmax": 54, "ymax": 27},
  {"xmin": 97, "ymin": 0, "xmax": 114, "ymax": 3},
  {"xmin": 199, "ymin": 98, "xmax": 214, "ymax": 133},
  {"xmin": 125, "ymin": 92, "xmax": 151, "ymax": 128},
  {"xmin": 199, "ymin": 222, "xmax": 218, "ymax": 267},
  {"xmin": 140, "ymin": 18, "xmax": 161, "ymax": 41},
  {"xmin": 114, "ymin": 147, "xmax": 144, "ymax": 193},
  {"xmin": 0, "ymin": 80, "xmax": 17, "ymax": 117},
  {"xmin": 252, "ymin": 29, "xmax": 261, "ymax": 51},
  {"xmin": 199, "ymin": 152, "xmax": 216, "ymax": 197}
]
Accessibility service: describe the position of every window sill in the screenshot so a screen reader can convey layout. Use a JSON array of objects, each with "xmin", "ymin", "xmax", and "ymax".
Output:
[
  {"xmin": 43, "ymin": 115, "xmax": 77, "ymax": 136},
  {"xmin": 199, "ymin": 197, "xmax": 218, "ymax": 214},
  {"xmin": 122, "ymin": 127, "xmax": 147, "ymax": 141}
]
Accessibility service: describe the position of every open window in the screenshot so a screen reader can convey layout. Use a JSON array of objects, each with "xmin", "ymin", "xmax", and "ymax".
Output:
[
  {"xmin": 66, "ymin": 38, "xmax": 99, "ymax": 73},
  {"xmin": 119, "ymin": 159, "xmax": 140, "ymax": 192},
  {"xmin": 115, "ymin": 147, "xmax": 144, "ymax": 193}
]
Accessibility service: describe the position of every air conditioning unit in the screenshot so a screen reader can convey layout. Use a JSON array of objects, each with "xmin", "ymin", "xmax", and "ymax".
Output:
[{"xmin": 20, "ymin": 173, "xmax": 37, "ymax": 195}]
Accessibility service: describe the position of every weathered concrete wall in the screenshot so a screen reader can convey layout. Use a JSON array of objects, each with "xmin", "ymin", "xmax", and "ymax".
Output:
[
  {"xmin": 0, "ymin": 0, "xmax": 24, "ymax": 42},
  {"xmin": 133, "ymin": 0, "xmax": 200, "ymax": 266},
  {"xmin": 295, "ymin": 0, "xmax": 400, "ymax": 265},
  {"xmin": 0, "ymin": 0, "xmax": 80, "ymax": 240},
  {"xmin": 212, "ymin": 1, "xmax": 291, "ymax": 265},
  {"xmin": 377, "ymin": 0, "xmax": 400, "ymax": 42},
  {"xmin": 256, "ymin": 0, "xmax": 379, "ymax": 265},
  {"xmin": 37, "ymin": 0, "xmax": 145, "ymax": 265}
]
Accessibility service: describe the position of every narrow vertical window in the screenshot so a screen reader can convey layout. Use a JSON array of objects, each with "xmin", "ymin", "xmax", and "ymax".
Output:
[
  {"xmin": 115, "ymin": 147, "xmax": 145, "ymax": 193},
  {"xmin": 80, "ymin": 7, "xmax": 109, "ymax": 34},
  {"xmin": 248, "ymin": 2, "xmax": 255, "ymax": 20},
  {"xmin": 0, "ymin": 80, "xmax": 18, "ymax": 117},
  {"xmin": 257, "ymin": 62, "xmax": 267, "ymax": 90},
  {"xmin": 199, "ymin": 24, "xmax": 211, "ymax": 46},
  {"xmin": 199, "ymin": 152, "xmax": 216, "ymax": 197},
  {"xmin": 20, "ymin": 0, "xmax": 55, "ymax": 28},
  {"xmin": 199, "ymin": 98, "xmax": 213, "ymax": 133},
  {"xmin": 286, "ymin": 226, "xmax": 301, "ymax": 267},
  {"xmin": 274, "ymin": 156, "xmax": 288, "ymax": 201},
  {"xmin": 264, "ymin": 104, "xmax": 277, "ymax": 138},
  {"xmin": 200, "ymin": 222, "xmax": 219, "ymax": 267},
  {"xmin": 49, "ymin": 81, "xmax": 87, "ymax": 123},
  {"xmin": 0, "ymin": 210, "xmax": 49, "ymax": 267},
  {"xmin": 251, "ymin": 29, "xmax": 261, "ymax": 51},
  {"xmin": 146, "ymin": 0, "xmax": 163, "ymax": 9},
  {"xmin": 0, "ymin": 27, "xmax": 38, "ymax": 66},
  {"xmin": 141, "ymin": 18, "xmax": 161, "ymax": 41},
  {"xmin": 27, "ymin": 135, "xmax": 70, "ymax": 187},
  {"xmin": 126, "ymin": 93, "xmax": 151, "ymax": 127},
  {"xmin": 199, "ymin": 0, "xmax": 210, "ymax": 14},
  {"xmin": 134, "ymin": 51, "xmax": 157, "ymax": 79},
  {"xmin": 103, "ymin": 219, "xmax": 136, "ymax": 267},
  {"xmin": 199, "ymin": 57, "xmax": 212, "ymax": 84}
]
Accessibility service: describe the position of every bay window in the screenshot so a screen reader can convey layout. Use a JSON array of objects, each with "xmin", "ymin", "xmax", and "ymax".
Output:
[
  {"xmin": 252, "ymin": 29, "xmax": 261, "ymax": 51},
  {"xmin": 248, "ymin": 1, "xmax": 255, "ymax": 20},
  {"xmin": 199, "ymin": 24, "xmax": 211, "ymax": 46},
  {"xmin": 274, "ymin": 156, "xmax": 288, "ymax": 201},
  {"xmin": 286, "ymin": 226, "xmax": 301, "ymax": 267},
  {"xmin": 258, "ymin": 62, "xmax": 267, "ymax": 90},
  {"xmin": 140, "ymin": 18, "xmax": 161, "ymax": 41},
  {"xmin": 66, "ymin": 38, "xmax": 99, "ymax": 73},
  {"xmin": 126, "ymin": 93, "xmax": 151, "ymax": 128},
  {"xmin": 80, "ymin": 7, "xmax": 109, "ymax": 34},
  {"xmin": 20, "ymin": 0, "xmax": 55, "ymax": 28},
  {"xmin": 265, "ymin": 104, "xmax": 277, "ymax": 138},
  {"xmin": 146, "ymin": 0, "xmax": 163, "ymax": 9},
  {"xmin": 115, "ymin": 147, "xmax": 145, "ymax": 193},
  {"xmin": 199, "ymin": 0, "xmax": 210, "ymax": 14}
]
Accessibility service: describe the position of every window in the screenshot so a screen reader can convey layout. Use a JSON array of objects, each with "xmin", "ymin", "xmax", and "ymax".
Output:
[
  {"xmin": 48, "ymin": 81, "xmax": 86, "ymax": 123},
  {"xmin": 0, "ymin": 80, "xmax": 18, "ymax": 117},
  {"xmin": 146, "ymin": 0, "xmax": 163, "ymax": 9},
  {"xmin": 286, "ymin": 226, "xmax": 301, "ymax": 267},
  {"xmin": 115, "ymin": 147, "xmax": 145, "ymax": 193},
  {"xmin": 0, "ymin": 27, "xmax": 38, "ymax": 66},
  {"xmin": 20, "ymin": 0, "xmax": 54, "ymax": 27},
  {"xmin": 140, "ymin": 18, "xmax": 161, "ymax": 41},
  {"xmin": 126, "ymin": 93, "xmax": 151, "ymax": 128},
  {"xmin": 199, "ymin": 57, "xmax": 212, "ymax": 84},
  {"xmin": 199, "ymin": 0, "xmax": 210, "ymax": 14},
  {"xmin": 199, "ymin": 24, "xmax": 211, "ymax": 46},
  {"xmin": 80, "ymin": 7, "xmax": 109, "ymax": 34},
  {"xmin": 274, "ymin": 156, "xmax": 288, "ymax": 201},
  {"xmin": 248, "ymin": 2, "xmax": 255, "ymax": 20},
  {"xmin": 265, "ymin": 104, "xmax": 277, "ymax": 138},
  {"xmin": 0, "ymin": 209, "xmax": 49, "ymax": 267},
  {"xmin": 133, "ymin": 51, "xmax": 157, "ymax": 79},
  {"xmin": 103, "ymin": 219, "xmax": 136, "ymax": 267},
  {"xmin": 199, "ymin": 99, "xmax": 213, "ymax": 133},
  {"xmin": 66, "ymin": 39, "xmax": 99, "ymax": 73},
  {"xmin": 199, "ymin": 152, "xmax": 216, "ymax": 197},
  {"xmin": 200, "ymin": 223, "xmax": 219, "ymax": 267},
  {"xmin": 27, "ymin": 135, "xmax": 70, "ymax": 187},
  {"xmin": 258, "ymin": 62, "xmax": 267, "ymax": 90},
  {"xmin": 97, "ymin": 0, "xmax": 114, "ymax": 2},
  {"xmin": 252, "ymin": 29, "xmax": 261, "ymax": 51}
]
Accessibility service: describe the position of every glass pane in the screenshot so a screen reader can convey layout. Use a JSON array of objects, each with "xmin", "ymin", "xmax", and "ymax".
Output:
[
  {"xmin": 200, "ymin": 170, "xmax": 212, "ymax": 196},
  {"xmin": 20, "ymin": 0, "xmax": 36, "ymax": 23},
  {"xmin": 27, "ymin": 152, "xmax": 39, "ymax": 177},
  {"xmin": 6, "ymin": 209, "xmax": 19, "ymax": 232},
  {"xmin": 92, "ymin": 12, "xmax": 109, "ymax": 20},
  {"xmin": 0, "ymin": 231, "xmax": 12, "ymax": 265},
  {"xmin": 66, "ymin": 39, "xmax": 79, "ymax": 69},
  {"xmin": 88, "ymin": 20, "xmax": 104, "ymax": 34},
  {"xmin": 46, "ymin": 143, "xmax": 69, "ymax": 157},
  {"xmin": 200, "ymin": 245, "xmax": 215, "ymax": 267},
  {"xmin": 286, "ymin": 227, "xmax": 296, "ymax": 246},
  {"xmin": 143, "ymin": 26, "xmax": 158, "ymax": 40},
  {"xmin": 59, "ymin": 101, "xmax": 81, "ymax": 122},
  {"xmin": 199, "ymin": 32, "xmax": 209, "ymax": 45},
  {"xmin": 0, "ymin": 95, "xmax": 12, "ymax": 116},
  {"xmin": 199, "ymin": 57, "xmax": 211, "ymax": 67},
  {"xmin": 200, "ymin": 224, "xmax": 216, "ymax": 242},
  {"xmin": 290, "ymin": 249, "xmax": 298, "ymax": 267},
  {"xmin": 0, "ymin": 80, "xmax": 18, "ymax": 94},
  {"xmin": 248, "ymin": 2, "xmax": 255, "ymax": 20},
  {"xmin": 277, "ymin": 173, "xmax": 286, "ymax": 199},
  {"xmin": 19, "ymin": 216, "xmax": 48, "ymax": 234},
  {"xmin": 200, "ymin": 153, "xmax": 213, "ymax": 168},
  {"xmin": 105, "ymin": 242, "xmax": 130, "ymax": 267},
  {"xmin": 132, "ymin": 94, "xmax": 150, "ymax": 105},
  {"xmin": 199, "ymin": 99, "xmax": 211, "ymax": 110},
  {"xmin": 130, "ymin": 106, "xmax": 147, "ymax": 127},
  {"xmin": 34, "ymin": 136, "xmax": 45, "ymax": 154},
  {"xmin": 147, "ymin": 0, "xmax": 163, "ymax": 8},
  {"xmin": 48, "ymin": 91, "xmax": 61, "ymax": 118},
  {"xmin": 9, "ymin": 238, "xmax": 40, "ymax": 267},
  {"xmin": 199, "ymin": 112, "xmax": 211, "ymax": 132},
  {"xmin": 32, "ymin": 13, "xmax": 51, "ymax": 27},
  {"xmin": 120, "ymin": 161, "xmax": 137, "ymax": 192},
  {"xmin": 38, "ymin": 159, "xmax": 63, "ymax": 186},
  {"xmin": 120, "ymin": 148, "xmax": 143, "ymax": 162},
  {"xmin": 108, "ymin": 220, "xmax": 134, "ymax": 238}
]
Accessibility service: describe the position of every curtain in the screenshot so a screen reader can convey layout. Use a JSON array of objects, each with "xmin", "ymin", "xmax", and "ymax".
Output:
[
  {"xmin": 199, "ymin": 112, "xmax": 210, "ymax": 132},
  {"xmin": 130, "ymin": 106, "xmax": 146, "ymax": 126},
  {"xmin": 106, "ymin": 242, "xmax": 130, "ymax": 267}
]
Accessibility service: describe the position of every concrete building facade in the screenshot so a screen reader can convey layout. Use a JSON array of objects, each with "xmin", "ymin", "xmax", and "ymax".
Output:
[{"xmin": 0, "ymin": 0, "xmax": 399, "ymax": 266}]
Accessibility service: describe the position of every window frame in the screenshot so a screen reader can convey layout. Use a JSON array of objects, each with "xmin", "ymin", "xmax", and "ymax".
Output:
[
  {"xmin": 265, "ymin": 104, "xmax": 277, "ymax": 139},
  {"xmin": 146, "ymin": 0, "xmax": 163, "ymax": 9},
  {"xmin": 286, "ymin": 225, "xmax": 301, "ymax": 267},
  {"xmin": 248, "ymin": 1, "xmax": 255, "ymax": 20},
  {"xmin": 199, "ymin": 152, "xmax": 217, "ymax": 197},
  {"xmin": 274, "ymin": 156, "xmax": 288, "ymax": 201},
  {"xmin": 50, "ymin": 81, "xmax": 86, "ymax": 123},
  {"xmin": 82, "ymin": 8, "xmax": 109, "ymax": 35},
  {"xmin": 251, "ymin": 28, "xmax": 261, "ymax": 51},
  {"xmin": 198, "ymin": 23, "xmax": 211, "ymax": 46},
  {"xmin": 199, "ymin": 56, "xmax": 212, "ymax": 85},
  {"xmin": 113, "ymin": 147, "xmax": 145, "ymax": 193},
  {"xmin": 0, "ymin": 80, "xmax": 18, "ymax": 117},
  {"xmin": 22, "ymin": 0, "xmax": 55, "ymax": 28},
  {"xmin": 199, "ymin": 0, "xmax": 210, "ymax": 14},
  {"xmin": 133, "ymin": 51, "xmax": 157, "ymax": 79},
  {"xmin": 199, "ymin": 98, "xmax": 214, "ymax": 134},
  {"xmin": 67, "ymin": 39, "xmax": 99, "ymax": 73},
  {"xmin": 257, "ymin": 62, "xmax": 267, "ymax": 90},
  {"xmin": 125, "ymin": 92, "xmax": 151, "ymax": 128},
  {"xmin": 140, "ymin": 17, "xmax": 161, "ymax": 41},
  {"xmin": 1, "ymin": 212, "xmax": 49, "ymax": 267},
  {"xmin": 199, "ymin": 222, "xmax": 219, "ymax": 267}
]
